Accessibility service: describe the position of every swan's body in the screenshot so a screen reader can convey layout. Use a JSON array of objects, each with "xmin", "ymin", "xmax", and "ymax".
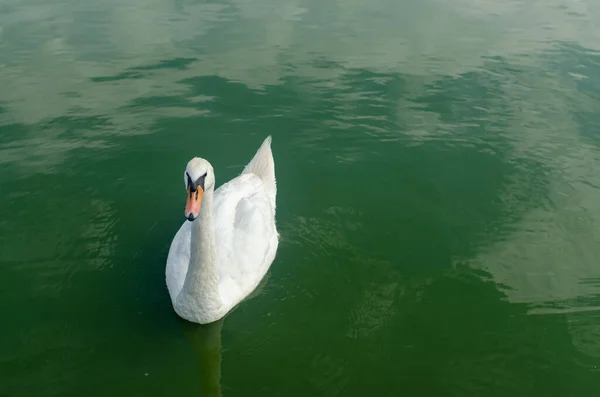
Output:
[{"xmin": 166, "ymin": 136, "xmax": 278, "ymax": 324}]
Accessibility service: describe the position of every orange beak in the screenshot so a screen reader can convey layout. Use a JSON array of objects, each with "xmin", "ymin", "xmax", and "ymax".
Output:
[{"xmin": 185, "ymin": 186, "xmax": 203, "ymax": 221}]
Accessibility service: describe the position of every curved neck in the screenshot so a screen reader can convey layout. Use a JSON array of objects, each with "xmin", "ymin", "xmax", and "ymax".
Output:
[{"xmin": 175, "ymin": 187, "xmax": 222, "ymax": 322}]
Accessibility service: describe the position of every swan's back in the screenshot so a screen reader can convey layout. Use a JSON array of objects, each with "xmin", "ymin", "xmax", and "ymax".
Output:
[
  {"xmin": 213, "ymin": 136, "xmax": 278, "ymax": 308},
  {"xmin": 213, "ymin": 174, "xmax": 276, "ymax": 306}
]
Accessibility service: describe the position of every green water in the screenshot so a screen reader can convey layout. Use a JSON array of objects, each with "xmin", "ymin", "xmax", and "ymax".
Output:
[{"xmin": 2, "ymin": 0, "xmax": 600, "ymax": 395}]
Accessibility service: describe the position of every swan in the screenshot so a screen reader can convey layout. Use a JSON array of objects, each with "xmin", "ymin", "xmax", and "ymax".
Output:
[{"xmin": 166, "ymin": 136, "xmax": 279, "ymax": 324}]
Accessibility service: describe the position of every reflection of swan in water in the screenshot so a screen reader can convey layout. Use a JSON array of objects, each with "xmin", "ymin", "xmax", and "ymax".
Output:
[
  {"xmin": 178, "ymin": 272, "xmax": 271, "ymax": 397},
  {"xmin": 181, "ymin": 318, "xmax": 224, "ymax": 397}
]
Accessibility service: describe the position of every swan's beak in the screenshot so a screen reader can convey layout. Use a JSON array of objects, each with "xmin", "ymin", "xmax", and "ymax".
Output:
[{"xmin": 185, "ymin": 186, "xmax": 203, "ymax": 221}]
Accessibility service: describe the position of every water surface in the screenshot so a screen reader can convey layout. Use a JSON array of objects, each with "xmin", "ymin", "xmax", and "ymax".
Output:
[{"xmin": 1, "ymin": 0, "xmax": 600, "ymax": 396}]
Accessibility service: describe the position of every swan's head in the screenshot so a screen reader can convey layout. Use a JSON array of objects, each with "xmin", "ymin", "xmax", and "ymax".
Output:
[{"xmin": 184, "ymin": 157, "xmax": 214, "ymax": 221}]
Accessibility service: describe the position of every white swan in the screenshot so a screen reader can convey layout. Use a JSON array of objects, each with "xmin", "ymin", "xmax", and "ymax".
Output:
[{"xmin": 166, "ymin": 136, "xmax": 278, "ymax": 324}]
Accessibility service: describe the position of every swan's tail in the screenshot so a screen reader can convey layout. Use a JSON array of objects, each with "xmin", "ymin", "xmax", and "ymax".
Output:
[{"xmin": 242, "ymin": 136, "xmax": 276, "ymax": 209}]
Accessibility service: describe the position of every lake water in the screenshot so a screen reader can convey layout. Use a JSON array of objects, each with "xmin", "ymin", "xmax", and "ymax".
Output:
[{"xmin": 1, "ymin": 0, "xmax": 600, "ymax": 396}]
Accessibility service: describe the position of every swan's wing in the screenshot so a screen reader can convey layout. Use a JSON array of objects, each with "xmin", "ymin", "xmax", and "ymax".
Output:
[{"xmin": 213, "ymin": 173, "xmax": 277, "ymax": 304}]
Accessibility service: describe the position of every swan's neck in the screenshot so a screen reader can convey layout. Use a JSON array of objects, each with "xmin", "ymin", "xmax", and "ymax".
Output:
[{"xmin": 175, "ymin": 188, "xmax": 223, "ymax": 323}]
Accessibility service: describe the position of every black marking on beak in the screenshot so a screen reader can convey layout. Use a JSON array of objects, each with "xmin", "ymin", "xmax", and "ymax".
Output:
[
  {"xmin": 187, "ymin": 173, "xmax": 196, "ymax": 195},
  {"xmin": 186, "ymin": 172, "xmax": 207, "ymax": 194}
]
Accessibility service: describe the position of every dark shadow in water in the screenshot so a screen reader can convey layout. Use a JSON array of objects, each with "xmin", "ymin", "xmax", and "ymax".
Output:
[
  {"xmin": 131, "ymin": 57, "xmax": 198, "ymax": 72},
  {"xmin": 90, "ymin": 57, "xmax": 198, "ymax": 83},
  {"xmin": 0, "ymin": 121, "xmax": 29, "ymax": 146},
  {"xmin": 91, "ymin": 70, "xmax": 146, "ymax": 83},
  {"xmin": 44, "ymin": 112, "xmax": 113, "ymax": 135}
]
